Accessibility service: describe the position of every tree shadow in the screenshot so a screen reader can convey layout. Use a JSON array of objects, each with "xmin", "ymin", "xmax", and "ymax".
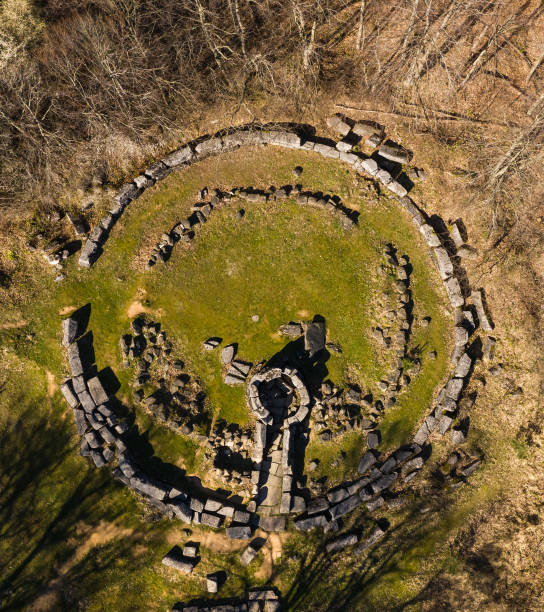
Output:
[{"xmin": 0, "ymin": 406, "xmax": 125, "ymax": 610}]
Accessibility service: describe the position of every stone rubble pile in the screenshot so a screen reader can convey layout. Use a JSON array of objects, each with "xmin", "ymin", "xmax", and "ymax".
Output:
[
  {"xmin": 438, "ymin": 448, "xmax": 483, "ymax": 490},
  {"xmin": 60, "ymin": 314, "xmax": 257, "ymax": 536},
  {"xmin": 162, "ymin": 544, "xmax": 200, "ymax": 575},
  {"xmin": 123, "ymin": 317, "xmax": 211, "ymax": 437},
  {"xmin": 294, "ymin": 442, "xmax": 422, "ymax": 531},
  {"xmin": 204, "ymin": 420, "xmax": 253, "ymax": 492},
  {"xmin": 172, "ymin": 587, "xmax": 281, "ymax": 612}
]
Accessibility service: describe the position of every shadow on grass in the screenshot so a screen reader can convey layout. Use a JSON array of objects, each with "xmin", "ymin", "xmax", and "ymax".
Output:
[
  {"xmin": 0, "ymin": 406, "xmax": 129, "ymax": 610},
  {"xmin": 268, "ymin": 493, "xmax": 459, "ymax": 612}
]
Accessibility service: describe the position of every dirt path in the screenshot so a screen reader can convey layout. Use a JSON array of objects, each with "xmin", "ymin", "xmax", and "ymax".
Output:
[
  {"xmin": 0, "ymin": 320, "xmax": 27, "ymax": 329},
  {"xmin": 167, "ymin": 527, "xmax": 247, "ymax": 554},
  {"xmin": 46, "ymin": 371, "xmax": 57, "ymax": 397},
  {"xmin": 127, "ymin": 299, "xmax": 149, "ymax": 319},
  {"xmin": 58, "ymin": 306, "xmax": 76, "ymax": 316},
  {"xmin": 255, "ymin": 530, "xmax": 288, "ymax": 580}
]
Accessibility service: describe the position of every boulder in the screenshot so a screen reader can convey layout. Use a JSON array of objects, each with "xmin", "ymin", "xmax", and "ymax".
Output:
[
  {"xmin": 195, "ymin": 137, "xmax": 223, "ymax": 157},
  {"xmin": 227, "ymin": 525, "xmax": 252, "ymax": 539},
  {"xmin": 90, "ymin": 450, "xmax": 106, "ymax": 468},
  {"xmin": 376, "ymin": 168, "xmax": 392, "ymax": 185},
  {"xmin": 451, "ymin": 223, "xmax": 464, "ymax": 248},
  {"xmin": 234, "ymin": 509, "xmax": 251, "ymax": 523},
  {"xmin": 87, "ymin": 375, "xmax": 109, "ymax": 405},
  {"xmin": 371, "ymin": 472, "xmax": 397, "ymax": 494},
  {"xmin": 200, "ymin": 512, "xmax": 223, "ymax": 528},
  {"xmin": 221, "ymin": 344, "xmax": 237, "ymax": 364},
  {"xmin": 73, "ymin": 407, "xmax": 88, "ymax": 435},
  {"xmin": 169, "ymin": 501, "xmax": 193, "ymax": 523},
  {"xmin": 240, "ymin": 543, "xmax": 259, "ymax": 566},
  {"xmin": 231, "ymin": 360, "xmax": 252, "ymax": 376},
  {"xmin": 224, "ymin": 373, "xmax": 246, "ymax": 385},
  {"xmin": 62, "ymin": 317, "xmax": 81, "ymax": 347},
  {"xmin": 264, "ymin": 130, "xmax": 301, "ymax": 148},
  {"xmin": 419, "ymin": 224, "xmax": 441, "ymax": 247},
  {"xmin": 454, "ymin": 326, "xmax": 469, "ymax": 346},
  {"xmin": 387, "ymin": 181, "xmax": 408, "ymax": 197},
  {"xmin": 358, "ymin": 451, "xmax": 377, "ymax": 474},
  {"xmin": 162, "ymin": 146, "xmax": 193, "ymax": 167},
  {"xmin": 326, "ymin": 533, "xmax": 358, "ymax": 553},
  {"xmin": 434, "ymin": 247, "xmax": 454, "ymax": 280},
  {"xmin": 162, "ymin": 547, "xmax": 197, "ymax": 574},
  {"xmin": 294, "ymin": 513, "xmax": 328, "ymax": 531},
  {"xmin": 444, "ymin": 277, "xmax": 464, "ymax": 308},
  {"xmin": 450, "ymin": 428, "xmax": 466, "ymax": 445},
  {"xmin": 129, "ymin": 474, "xmax": 169, "ymax": 500},
  {"xmin": 413, "ymin": 422, "xmax": 430, "ymax": 445},
  {"xmin": 314, "ymin": 143, "xmax": 340, "ymax": 159},
  {"xmin": 356, "ymin": 527, "xmax": 385, "ymax": 552},
  {"xmin": 78, "ymin": 239, "xmax": 102, "ymax": 268},
  {"xmin": 361, "ymin": 158, "xmax": 379, "ymax": 175},
  {"xmin": 326, "ymin": 487, "xmax": 349, "ymax": 504},
  {"xmin": 77, "ymin": 389, "xmax": 96, "ymax": 412},
  {"xmin": 454, "ymin": 353, "xmax": 472, "ymax": 378},
  {"xmin": 327, "ymin": 114, "xmax": 351, "ymax": 136},
  {"xmin": 67, "ymin": 334, "xmax": 94, "ymax": 376},
  {"xmin": 60, "ymin": 379, "xmax": 80, "ymax": 408},
  {"xmin": 380, "ymin": 457, "xmax": 397, "ymax": 474},
  {"xmin": 133, "ymin": 174, "xmax": 154, "ymax": 190},
  {"xmin": 367, "ymin": 431, "xmax": 380, "ymax": 449},
  {"xmin": 445, "ymin": 377, "xmax": 463, "ymax": 400},
  {"xmin": 279, "ymin": 322, "xmax": 303, "ymax": 337},
  {"xmin": 259, "ymin": 516, "xmax": 286, "ymax": 531},
  {"xmin": 483, "ymin": 336, "xmax": 496, "ymax": 361},
  {"xmin": 189, "ymin": 498, "xmax": 204, "ymax": 513},
  {"xmin": 114, "ymin": 182, "xmax": 141, "ymax": 207},
  {"xmin": 437, "ymin": 415, "xmax": 454, "ymax": 435},
  {"xmin": 206, "ymin": 573, "xmax": 220, "ymax": 594},
  {"xmin": 182, "ymin": 544, "xmax": 198, "ymax": 558},
  {"xmin": 353, "ymin": 121, "xmax": 383, "ymax": 140},
  {"xmin": 329, "ymin": 494, "xmax": 362, "ymax": 519},
  {"xmin": 203, "ymin": 337, "xmax": 221, "ymax": 350},
  {"xmin": 304, "ymin": 320, "xmax": 326, "ymax": 356},
  {"xmin": 399, "ymin": 196, "xmax": 426, "ymax": 227},
  {"xmin": 402, "ymin": 456, "xmax": 424, "ymax": 473},
  {"xmin": 378, "ymin": 142, "xmax": 412, "ymax": 164},
  {"xmin": 307, "ymin": 497, "xmax": 329, "ymax": 515},
  {"xmin": 204, "ymin": 498, "xmax": 223, "ymax": 512}
]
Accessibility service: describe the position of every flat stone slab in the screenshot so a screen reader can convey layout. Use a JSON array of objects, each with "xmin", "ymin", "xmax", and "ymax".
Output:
[
  {"xmin": 221, "ymin": 344, "xmax": 236, "ymax": 364},
  {"xmin": 326, "ymin": 533, "xmax": 358, "ymax": 553},
  {"xmin": 304, "ymin": 320, "xmax": 326, "ymax": 356},
  {"xmin": 227, "ymin": 524, "xmax": 252, "ymax": 539},
  {"xmin": 258, "ymin": 516, "xmax": 286, "ymax": 531}
]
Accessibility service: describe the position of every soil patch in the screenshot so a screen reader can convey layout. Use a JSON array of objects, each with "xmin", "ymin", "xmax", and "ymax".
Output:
[{"xmin": 46, "ymin": 371, "xmax": 57, "ymax": 398}]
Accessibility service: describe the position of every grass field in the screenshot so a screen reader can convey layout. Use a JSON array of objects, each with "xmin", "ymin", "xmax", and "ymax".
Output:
[{"xmin": 0, "ymin": 146, "xmax": 456, "ymax": 610}]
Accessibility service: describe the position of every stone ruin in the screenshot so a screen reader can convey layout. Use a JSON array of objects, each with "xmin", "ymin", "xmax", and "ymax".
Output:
[
  {"xmin": 57, "ymin": 114, "xmax": 498, "ymax": 605},
  {"xmin": 172, "ymin": 587, "xmax": 281, "ymax": 612}
]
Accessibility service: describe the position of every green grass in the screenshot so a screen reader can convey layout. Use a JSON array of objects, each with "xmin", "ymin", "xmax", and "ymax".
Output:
[{"xmin": 0, "ymin": 146, "xmax": 454, "ymax": 610}]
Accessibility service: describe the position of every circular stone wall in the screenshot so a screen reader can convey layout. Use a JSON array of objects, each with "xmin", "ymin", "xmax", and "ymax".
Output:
[{"xmin": 58, "ymin": 117, "xmax": 490, "ymax": 549}]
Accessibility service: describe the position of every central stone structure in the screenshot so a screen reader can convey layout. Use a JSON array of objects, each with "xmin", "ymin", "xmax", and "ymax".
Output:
[{"xmin": 247, "ymin": 366, "xmax": 311, "ymax": 515}]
